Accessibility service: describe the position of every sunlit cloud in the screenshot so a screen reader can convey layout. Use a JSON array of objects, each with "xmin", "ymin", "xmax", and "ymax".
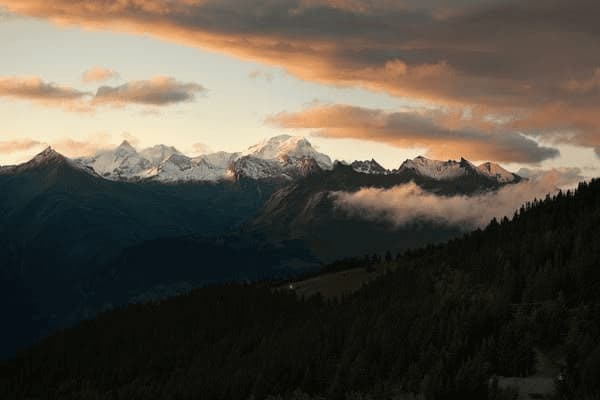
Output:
[
  {"xmin": 0, "ymin": 75, "xmax": 206, "ymax": 110},
  {"xmin": 82, "ymin": 67, "xmax": 120, "ymax": 83},
  {"xmin": 93, "ymin": 76, "xmax": 206, "ymax": 106},
  {"xmin": 268, "ymin": 104, "xmax": 559, "ymax": 163},
  {"xmin": 0, "ymin": 76, "xmax": 89, "ymax": 109},
  {"xmin": 191, "ymin": 142, "xmax": 212, "ymax": 155},
  {"xmin": 2, "ymin": 0, "xmax": 600, "ymax": 157},
  {"xmin": 0, "ymin": 133, "xmax": 114, "ymax": 164},
  {"xmin": 51, "ymin": 133, "xmax": 113, "ymax": 157},
  {"xmin": 0, "ymin": 139, "xmax": 42, "ymax": 154},
  {"xmin": 517, "ymin": 167, "xmax": 586, "ymax": 188}
]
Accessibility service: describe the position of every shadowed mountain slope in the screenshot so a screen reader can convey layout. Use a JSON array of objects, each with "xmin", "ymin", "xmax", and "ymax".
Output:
[{"xmin": 2, "ymin": 179, "xmax": 599, "ymax": 399}]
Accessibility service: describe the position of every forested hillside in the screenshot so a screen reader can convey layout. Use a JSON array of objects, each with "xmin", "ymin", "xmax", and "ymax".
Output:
[{"xmin": 2, "ymin": 179, "xmax": 600, "ymax": 399}]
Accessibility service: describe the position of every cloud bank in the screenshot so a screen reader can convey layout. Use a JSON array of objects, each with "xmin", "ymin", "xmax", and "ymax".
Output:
[
  {"xmin": 0, "ymin": 139, "xmax": 42, "ymax": 154},
  {"xmin": 0, "ymin": 75, "xmax": 205, "ymax": 110},
  {"xmin": 269, "ymin": 104, "xmax": 559, "ymax": 163},
  {"xmin": 0, "ymin": 77, "xmax": 89, "ymax": 109},
  {"xmin": 332, "ymin": 171, "xmax": 582, "ymax": 229},
  {"xmin": 2, "ymin": 0, "xmax": 600, "ymax": 158},
  {"xmin": 0, "ymin": 132, "xmax": 131, "ymax": 161},
  {"xmin": 517, "ymin": 167, "xmax": 586, "ymax": 189}
]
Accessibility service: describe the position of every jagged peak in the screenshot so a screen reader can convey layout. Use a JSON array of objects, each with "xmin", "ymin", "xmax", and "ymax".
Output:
[
  {"xmin": 476, "ymin": 161, "xmax": 517, "ymax": 182},
  {"xmin": 351, "ymin": 159, "xmax": 388, "ymax": 175},
  {"xmin": 140, "ymin": 144, "xmax": 182, "ymax": 164},
  {"xmin": 459, "ymin": 157, "xmax": 477, "ymax": 169},
  {"xmin": 116, "ymin": 140, "xmax": 137, "ymax": 153},
  {"xmin": 243, "ymin": 135, "xmax": 332, "ymax": 170},
  {"xmin": 397, "ymin": 155, "xmax": 519, "ymax": 182},
  {"xmin": 401, "ymin": 155, "xmax": 480, "ymax": 168},
  {"xmin": 6, "ymin": 146, "xmax": 100, "ymax": 177},
  {"xmin": 30, "ymin": 146, "xmax": 66, "ymax": 164},
  {"xmin": 141, "ymin": 143, "xmax": 180, "ymax": 154},
  {"xmin": 38, "ymin": 146, "xmax": 59, "ymax": 156}
]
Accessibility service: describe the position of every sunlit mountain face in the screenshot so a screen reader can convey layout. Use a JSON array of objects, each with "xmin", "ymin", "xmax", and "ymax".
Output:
[{"xmin": 1, "ymin": 1, "xmax": 599, "ymax": 399}]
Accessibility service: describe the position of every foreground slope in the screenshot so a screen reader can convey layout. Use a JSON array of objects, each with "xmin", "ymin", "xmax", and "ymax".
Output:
[{"xmin": 3, "ymin": 180, "xmax": 599, "ymax": 399}]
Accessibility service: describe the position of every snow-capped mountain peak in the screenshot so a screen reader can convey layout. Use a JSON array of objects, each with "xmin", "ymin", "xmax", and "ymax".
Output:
[
  {"xmin": 32, "ymin": 146, "xmax": 63, "ymax": 163},
  {"xmin": 398, "ymin": 156, "xmax": 472, "ymax": 180},
  {"xmin": 351, "ymin": 159, "xmax": 388, "ymax": 175},
  {"xmin": 114, "ymin": 140, "xmax": 136, "ymax": 155},
  {"xmin": 0, "ymin": 146, "xmax": 98, "ymax": 176},
  {"xmin": 139, "ymin": 144, "xmax": 181, "ymax": 165},
  {"xmin": 77, "ymin": 140, "xmax": 151, "ymax": 180},
  {"xmin": 477, "ymin": 162, "xmax": 518, "ymax": 183},
  {"xmin": 244, "ymin": 135, "xmax": 332, "ymax": 170},
  {"xmin": 396, "ymin": 155, "xmax": 518, "ymax": 183},
  {"xmin": 195, "ymin": 151, "xmax": 240, "ymax": 170}
]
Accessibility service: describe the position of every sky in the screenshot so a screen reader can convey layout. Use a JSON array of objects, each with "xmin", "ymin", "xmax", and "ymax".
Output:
[{"xmin": 0, "ymin": 0, "xmax": 599, "ymax": 178}]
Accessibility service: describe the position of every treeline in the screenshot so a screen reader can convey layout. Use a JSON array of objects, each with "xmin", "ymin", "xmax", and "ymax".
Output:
[{"xmin": 2, "ymin": 180, "xmax": 600, "ymax": 399}]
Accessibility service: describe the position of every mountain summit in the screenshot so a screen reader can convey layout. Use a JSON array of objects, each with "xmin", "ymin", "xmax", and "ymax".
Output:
[
  {"xmin": 394, "ymin": 156, "xmax": 520, "ymax": 183},
  {"xmin": 26, "ymin": 146, "xmax": 66, "ymax": 166},
  {"xmin": 0, "ymin": 146, "xmax": 92, "ymax": 176},
  {"xmin": 243, "ymin": 135, "xmax": 332, "ymax": 170}
]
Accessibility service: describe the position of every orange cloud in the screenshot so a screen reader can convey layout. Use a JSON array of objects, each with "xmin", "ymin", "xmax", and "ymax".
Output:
[
  {"xmin": 93, "ymin": 76, "xmax": 205, "ymax": 106},
  {"xmin": 0, "ymin": 139, "xmax": 42, "ymax": 154},
  {"xmin": 0, "ymin": 133, "xmax": 113, "ymax": 163},
  {"xmin": 3, "ymin": 0, "xmax": 600, "ymax": 155},
  {"xmin": 82, "ymin": 67, "xmax": 120, "ymax": 83},
  {"xmin": 0, "ymin": 75, "xmax": 205, "ymax": 110},
  {"xmin": 268, "ymin": 104, "xmax": 559, "ymax": 163},
  {"xmin": 0, "ymin": 76, "xmax": 89, "ymax": 109},
  {"xmin": 50, "ymin": 134, "xmax": 113, "ymax": 157}
]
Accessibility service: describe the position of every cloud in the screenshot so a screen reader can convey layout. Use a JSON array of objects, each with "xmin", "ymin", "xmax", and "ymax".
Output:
[
  {"xmin": 121, "ymin": 132, "xmax": 140, "ymax": 146},
  {"xmin": 0, "ymin": 76, "xmax": 89, "ymax": 109},
  {"xmin": 0, "ymin": 75, "xmax": 205, "ymax": 110},
  {"xmin": 268, "ymin": 104, "xmax": 559, "ymax": 163},
  {"xmin": 248, "ymin": 70, "xmax": 274, "ymax": 82},
  {"xmin": 82, "ymin": 67, "xmax": 120, "ymax": 83},
  {"xmin": 93, "ymin": 76, "xmax": 206, "ymax": 106},
  {"xmin": 191, "ymin": 142, "xmax": 212, "ymax": 155},
  {"xmin": 517, "ymin": 167, "xmax": 586, "ymax": 188},
  {"xmin": 0, "ymin": 8, "xmax": 14, "ymax": 20},
  {"xmin": 0, "ymin": 139, "xmax": 42, "ymax": 153},
  {"xmin": 332, "ymin": 171, "xmax": 579, "ymax": 229},
  {"xmin": 3, "ymin": 0, "xmax": 600, "ymax": 154},
  {"xmin": 51, "ymin": 134, "xmax": 113, "ymax": 157},
  {"xmin": 0, "ymin": 133, "xmax": 113, "ymax": 164}
]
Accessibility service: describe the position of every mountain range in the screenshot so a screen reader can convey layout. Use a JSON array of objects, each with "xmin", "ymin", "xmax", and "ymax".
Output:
[
  {"xmin": 59, "ymin": 134, "xmax": 520, "ymax": 184},
  {"xmin": 0, "ymin": 135, "xmax": 524, "ymax": 358},
  {"xmin": 75, "ymin": 135, "xmax": 332, "ymax": 182}
]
